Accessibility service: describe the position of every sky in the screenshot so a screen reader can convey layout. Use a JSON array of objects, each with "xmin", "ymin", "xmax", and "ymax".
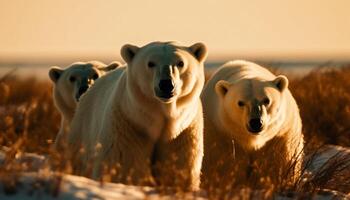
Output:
[{"xmin": 0, "ymin": 0, "xmax": 350, "ymax": 62}]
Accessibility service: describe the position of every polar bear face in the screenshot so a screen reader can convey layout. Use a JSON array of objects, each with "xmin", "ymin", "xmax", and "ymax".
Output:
[
  {"xmin": 121, "ymin": 42, "xmax": 207, "ymax": 104},
  {"xmin": 49, "ymin": 61, "xmax": 119, "ymax": 107},
  {"xmin": 215, "ymin": 75, "xmax": 289, "ymax": 149}
]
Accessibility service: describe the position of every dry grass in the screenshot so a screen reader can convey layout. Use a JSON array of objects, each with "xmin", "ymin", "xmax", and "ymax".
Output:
[
  {"xmin": 289, "ymin": 66, "xmax": 350, "ymax": 148},
  {"xmin": 0, "ymin": 76, "xmax": 60, "ymax": 154},
  {"xmin": 0, "ymin": 65, "xmax": 349, "ymax": 198}
]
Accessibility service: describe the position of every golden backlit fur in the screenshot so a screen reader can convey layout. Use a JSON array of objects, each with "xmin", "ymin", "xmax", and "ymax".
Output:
[
  {"xmin": 67, "ymin": 42, "xmax": 207, "ymax": 190},
  {"xmin": 49, "ymin": 61, "xmax": 120, "ymax": 149},
  {"xmin": 201, "ymin": 60, "xmax": 304, "ymax": 189}
]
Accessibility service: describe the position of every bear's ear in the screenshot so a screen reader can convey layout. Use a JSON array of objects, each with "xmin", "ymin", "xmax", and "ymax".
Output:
[
  {"xmin": 101, "ymin": 61, "xmax": 122, "ymax": 72},
  {"xmin": 121, "ymin": 44, "xmax": 140, "ymax": 64},
  {"xmin": 273, "ymin": 75, "xmax": 289, "ymax": 92},
  {"xmin": 215, "ymin": 80, "xmax": 230, "ymax": 98},
  {"xmin": 49, "ymin": 66, "xmax": 64, "ymax": 83},
  {"xmin": 189, "ymin": 42, "xmax": 208, "ymax": 63}
]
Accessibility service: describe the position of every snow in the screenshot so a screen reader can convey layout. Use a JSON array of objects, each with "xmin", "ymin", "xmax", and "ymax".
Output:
[
  {"xmin": 0, "ymin": 172, "xmax": 208, "ymax": 200},
  {"xmin": 305, "ymin": 145, "xmax": 350, "ymax": 172},
  {"xmin": 0, "ymin": 173, "xmax": 158, "ymax": 200},
  {"xmin": 0, "ymin": 145, "xmax": 348, "ymax": 199}
]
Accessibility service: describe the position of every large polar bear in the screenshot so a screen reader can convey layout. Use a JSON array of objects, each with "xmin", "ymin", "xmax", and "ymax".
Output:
[
  {"xmin": 67, "ymin": 42, "xmax": 207, "ymax": 190},
  {"xmin": 201, "ymin": 60, "xmax": 304, "ymax": 189},
  {"xmin": 49, "ymin": 61, "xmax": 120, "ymax": 149}
]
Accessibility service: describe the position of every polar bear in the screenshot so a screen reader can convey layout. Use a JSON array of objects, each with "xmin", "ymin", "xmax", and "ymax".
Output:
[
  {"xmin": 201, "ymin": 60, "xmax": 304, "ymax": 189},
  {"xmin": 49, "ymin": 61, "xmax": 120, "ymax": 149},
  {"xmin": 67, "ymin": 42, "xmax": 207, "ymax": 190}
]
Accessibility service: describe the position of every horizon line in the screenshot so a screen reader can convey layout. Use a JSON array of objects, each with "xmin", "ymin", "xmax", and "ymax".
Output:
[{"xmin": 1, "ymin": 52, "xmax": 350, "ymax": 66}]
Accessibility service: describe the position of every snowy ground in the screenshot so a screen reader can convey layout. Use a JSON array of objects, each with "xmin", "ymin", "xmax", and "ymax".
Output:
[
  {"xmin": 0, "ymin": 173, "xmax": 208, "ymax": 200},
  {"xmin": 0, "ymin": 145, "xmax": 348, "ymax": 200}
]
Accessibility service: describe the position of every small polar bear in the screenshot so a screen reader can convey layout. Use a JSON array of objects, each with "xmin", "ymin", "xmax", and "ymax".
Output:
[
  {"xmin": 49, "ymin": 61, "xmax": 121, "ymax": 149},
  {"xmin": 201, "ymin": 60, "xmax": 304, "ymax": 189},
  {"xmin": 67, "ymin": 42, "xmax": 207, "ymax": 190}
]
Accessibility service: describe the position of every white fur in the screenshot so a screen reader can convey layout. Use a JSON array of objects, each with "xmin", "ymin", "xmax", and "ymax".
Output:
[
  {"xmin": 68, "ymin": 42, "xmax": 207, "ymax": 190},
  {"xmin": 201, "ymin": 60, "xmax": 304, "ymax": 188},
  {"xmin": 49, "ymin": 61, "xmax": 120, "ymax": 149}
]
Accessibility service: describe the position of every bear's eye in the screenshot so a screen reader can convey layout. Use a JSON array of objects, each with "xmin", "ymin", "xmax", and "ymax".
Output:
[
  {"xmin": 92, "ymin": 73, "xmax": 99, "ymax": 80},
  {"xmin": 177, "ymin": 60, "xmax": 184, "ymax": 67},
  {"xmin": 262, "ymin": 97, "xmax": 270, "ymax": 105},
  {"xmin": 147, "ymin": 61, "xmax": 156, "ymax": 68},
  {"xmin": 69, "ymin": 76, "xmax": 76, "ymax": 83},
  {"xmin": 238, "ymin": 101, "xmax": 245, "ymax": 107}
]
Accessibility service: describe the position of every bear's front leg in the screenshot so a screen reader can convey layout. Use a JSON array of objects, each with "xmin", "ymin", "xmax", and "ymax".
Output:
[
  {"xmin": 152, "ymin": 120, "xmax": 203, "ymax": 191},
  {"xmin": 92, "ymin": 134, "xmax": 156, "ymax": 186}
]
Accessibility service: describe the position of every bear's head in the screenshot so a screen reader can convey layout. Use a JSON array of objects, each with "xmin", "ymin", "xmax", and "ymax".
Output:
[
  {"xmin": 121, "ymin": 42, "xmax": 207, "ymax": 104},
  {"xmin": 49, "ymin": 61, "xmax": 120, "ymax": 106},
  {"xmin": 215, "ymin": 75, "xmax": 289, "ymax": 150}
]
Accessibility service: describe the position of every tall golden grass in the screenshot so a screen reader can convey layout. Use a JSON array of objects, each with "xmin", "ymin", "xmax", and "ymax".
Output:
[
  {"xmin": 0, "ymin": 65, "xmax": 349, "ymax": 198},
  {"xmin": 289, "ymin": 66, "xmax": 350, "ymax": 148},
  {"xmin": 0, "ymin": 76, "xmax": 60, "ymax": 153}
]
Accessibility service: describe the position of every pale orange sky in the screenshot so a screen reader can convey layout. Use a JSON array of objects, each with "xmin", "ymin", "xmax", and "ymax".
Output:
[{"xmin": 0, "ymin": 0, "xmax": 350, "ymax": 61}]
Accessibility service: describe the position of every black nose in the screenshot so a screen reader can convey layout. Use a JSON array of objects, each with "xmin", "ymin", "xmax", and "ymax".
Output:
[
  {"xmin": 78, "ymin": 85, "xmax": 89, "ymax": 96},
  {"xmin": 159, "ymin": 79, "xmax": 174, "ymax": 93},
  {"xmin": 248, "ymin": 118, "xmax": 263, "ymax": 133}
]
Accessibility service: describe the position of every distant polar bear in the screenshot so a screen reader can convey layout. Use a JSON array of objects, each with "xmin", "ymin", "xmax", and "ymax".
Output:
[
  {"xmin": 201, "ymin": 60, "xmax": 304, "ymax": 189},
  {"xmin": 49, "ymin": 61, "xmax": 120, "ymax": 149},
  {"xmin": 67, "ymin": 42, "xmax": 208, "ymax": 190}
]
